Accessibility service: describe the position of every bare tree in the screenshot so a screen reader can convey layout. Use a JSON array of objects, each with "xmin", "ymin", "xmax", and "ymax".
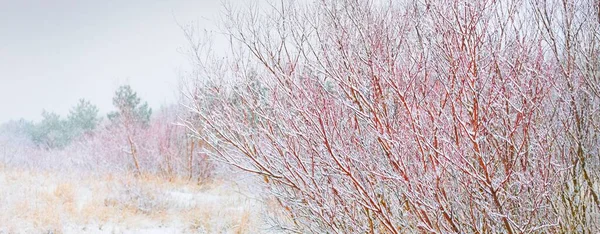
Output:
[
  {"xmin": 182, "ymin": 0, "xmax": 599, "ymax": 232},
  {"xmin": 532, "ymin": 0, "xmax": 600, "ymax": 232}
]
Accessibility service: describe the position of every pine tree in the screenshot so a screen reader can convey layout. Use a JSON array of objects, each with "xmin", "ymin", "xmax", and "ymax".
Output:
[
  {"xmin": 108, "ymin": 85, "xmax": 152, "ymax": 126},
  {"xmin": 68, "ymin": 99, "xmax": 100, "ymax": 134},
  {"xmin": 31, "ymin": 111, "xmax": 70, "ymax": 149}
]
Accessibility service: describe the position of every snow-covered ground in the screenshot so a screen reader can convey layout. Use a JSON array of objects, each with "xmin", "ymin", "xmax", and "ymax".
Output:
[{"xmin": 0, "ymin": 164, "xmax": 284, "ymax": 233}]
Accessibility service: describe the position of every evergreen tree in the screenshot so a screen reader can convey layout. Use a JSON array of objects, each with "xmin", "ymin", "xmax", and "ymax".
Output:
[
  {"xmin": 108, "ymin": 85, "xmax": 152, "ymax": 126},
  {"xmin": 31, "ymin": 111, "xmax": 70, "ymax": 149},
  {"xmin": 68, "ymin": 99, "xmax": 100, "ymax": 133}
]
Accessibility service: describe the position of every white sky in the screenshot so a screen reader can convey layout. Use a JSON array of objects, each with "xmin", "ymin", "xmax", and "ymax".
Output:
[{"xmin": 0, "ymin": 0, "xmax": 236, "ymax": 123}]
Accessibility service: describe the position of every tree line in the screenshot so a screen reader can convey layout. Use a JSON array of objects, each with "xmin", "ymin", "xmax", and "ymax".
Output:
[{"xmin": 5, "ymin": 85, "xmax": 151, "ymax": 150}]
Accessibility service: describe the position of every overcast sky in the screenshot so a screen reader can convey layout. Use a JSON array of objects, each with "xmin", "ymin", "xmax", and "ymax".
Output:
[{"xmin": 0, "ymin": 0, "xmax": 235, "ymax": 123}]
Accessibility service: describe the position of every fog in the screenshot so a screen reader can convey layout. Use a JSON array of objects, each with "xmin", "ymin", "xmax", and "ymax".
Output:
[
  {"xmin": 0, "ymin": 0, "xmax": 598, "ymax": 233},
  {"xmin": 0, "ymin": 0, "xmax": 226, "ymax": 122}
]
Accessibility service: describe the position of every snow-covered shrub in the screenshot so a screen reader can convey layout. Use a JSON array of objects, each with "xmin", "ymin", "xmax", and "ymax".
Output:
[{"xmin": 182, "ymin": 0, "xmax": 600, "ymax": 233}]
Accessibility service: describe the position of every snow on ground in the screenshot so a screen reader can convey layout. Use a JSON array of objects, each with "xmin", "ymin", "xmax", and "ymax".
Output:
[{"xmin": 0, "ymin": 163, "xmax": 284, "ymax": 233}]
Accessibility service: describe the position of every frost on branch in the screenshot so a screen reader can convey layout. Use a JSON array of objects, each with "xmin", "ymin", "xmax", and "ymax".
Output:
[{"xmin": 182, "ymin": 0, "xmax": 600, "ymax": 233}]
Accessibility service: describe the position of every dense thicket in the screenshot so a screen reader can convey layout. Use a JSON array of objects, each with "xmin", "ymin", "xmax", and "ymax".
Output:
[{"xmin": 183, "ymin": 0, "xmax": 600, "ymax": 232}]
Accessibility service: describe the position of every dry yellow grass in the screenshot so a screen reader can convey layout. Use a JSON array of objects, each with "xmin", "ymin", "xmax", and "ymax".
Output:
[
  {"xmin": 235, "ymin": 210, "xmax": 251, "ymax": 234},
  {"xmin": 0, "ymin": 166, "xmax": 271, "ymax": 233}
]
